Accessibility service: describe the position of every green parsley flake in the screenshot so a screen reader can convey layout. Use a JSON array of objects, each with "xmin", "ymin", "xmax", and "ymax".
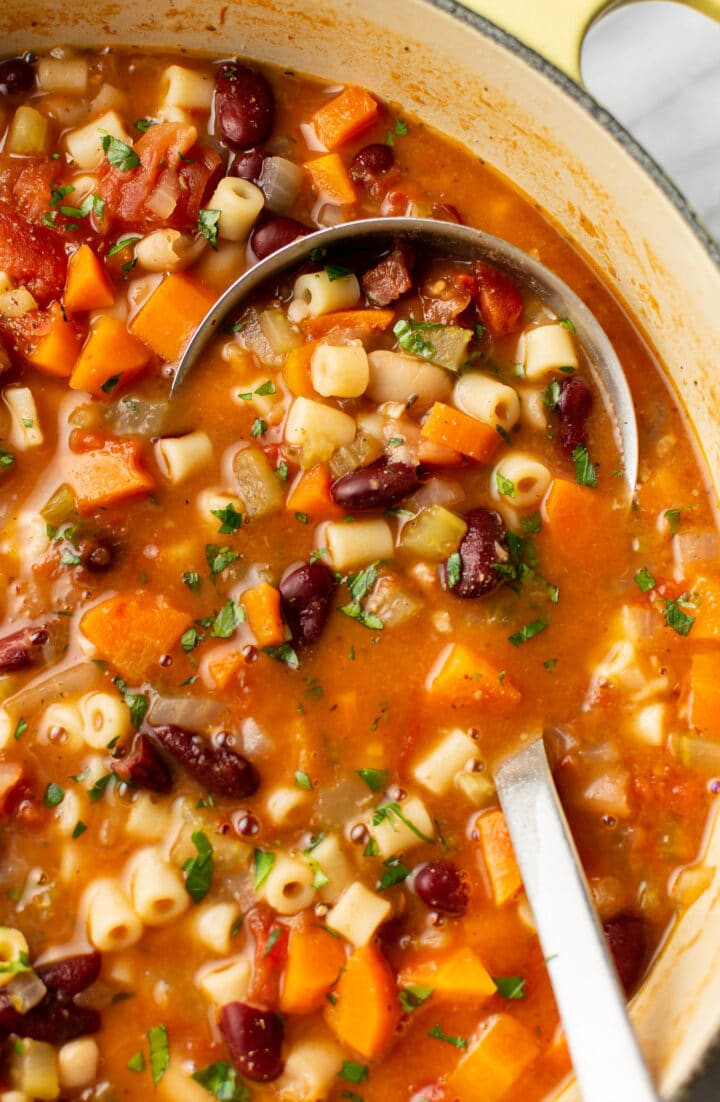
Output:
[
  {"xmin": 572, "ymin": 443, "xmax": 598, "ymax": 488},
  {"xmin": 508, "ymin": 618, "xmax": 548, "ymax": 647},
  {"xmin": 102, "ymin": 134, "xmax": 141, "ymax": 171},
  {"xmin": 198, "ymin": 208, "xmax": 221, "ymax": 250},
  {"xmin": 206, "ymin": 544, "xmax": 240, "ymax": 579},
  {"xmin": 372, "ymin": 802, "xmax": 434, "ymax": 844},
  {"xmin": 275, "ymin": 461, "xmax": 289, "ymax": 482},
  {"xmin": 147, "ymin": 1024, "xmax": 170, "ymax": 1085},
  {"xmin": 88, "ymin": 774, "xmax": 114, "ymax": 802},
  {"xmin": 262, "ymin": 642, "xmax": 300, "ymax": 669},
  {"xmin": 43, "ymin": 783, "xmax": 65, "ymax": 808},
  {"xmin": 378, "ymin": 857, "xmax": 410, "ymax": 891},
  {"xmin": 181, "ymin": 626, "xmax": 204, "ymax": 653},
  {"xmin": 428, "ymin": 1024, "xmax": 468, "ymax": 1049},
  {"xmin": 496, "ymin": 470, "xmax": 516, "ymax": 498},
  {"xmin": 664, "ymin": 505, "xmax": 696, "ymax": 536},
  {"xmin": 399, "ymin": 984, "xmax": 434, "ymax": 1012},
  {"xmin": 192, "ymin": 1060, "xmax": 251, "ymax": 1101},
  {"xmin": 294, "ymin": 770, "xmax": 313, "ymax": 790},
  {"xmin": 325, "ymin": 264, "xmax": 352, "ymax": 282},
  {"xmin": 445, "ymin": 551, "xmax": 462, "ymax": 590},
  {"xmin": 127, "ymin": 1051, "xmax": 145, "ymax": 1073},
  {"xmin": 72, "ymin": 820, "xmax": 88, "ymax": 839},
  {"xmin": 113, "ymin": 676, "xmax": 148, "ymax": 728},
  {"xmin": 494, "ymin": 975, "xmax": 526, "ymax": 999},
  {"xmin": 182, "ymin": 570, "xmax": 201, "ymax": 592},
  {"xmin": 13, "ymin": 717, "xmax": 27, "ymax": 741},
  {"xmin": 253, "ymin": 848, "xmax": 275, "ymax": 890},
  {"xmin": 393, "ymin": 318, "xmax": 441, "ymax": 360},
  {"xmin": 634, "ymin": 567, "xmax": 656, "ymax": 593},
  {"xmin": 356, "ymin": 767, "xmax": 389, "ymax": 793},
  {"xmin": 107, "ymin": 235, "xmax": 141, "ymax": 258},
  {"xmin": 340, "ymin": 1062, "xmax": 369, "ymax": 1085},
  {"xmin": 211, "ymin": 599, "xmax": 243, "ymax": 639},
  {"xmin": 0, "ymin": 451, "xmax": 15, "ymax": 470},
  {"xmin": 183, "ymin": 831, "xmax": 214, "ymax": 903},
  {"xmin": 211, "ymin": 503, "xmax": 243, "ymax": 534},
  {"xmin": 663, "ymin": 593, "xmax": 699, "ymax": 636}
]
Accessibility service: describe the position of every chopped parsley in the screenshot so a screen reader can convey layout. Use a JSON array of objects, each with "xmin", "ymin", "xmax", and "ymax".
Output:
[
  {"xmin": 0, "ymin": 451, "xmax": 15, "ymax": 470},
  {"xmin": 496, "ymin": 471, "xmax": 516, "ymax": 499},
  {"xmin": 183, "ymin": 831, "xmax": 214, "ymax": 902},
  {"xmin": 134, "ymin": 117, "xmax": 157, "ymax": 132},
  {"xmin": 72, "ymin": 820, "xmax": 88, "ymax": 839},
  {"xmin": 496, "ymin": 424, "xmax": 512, "ymax": 445},
  {"xmin": 340, "ymin": 561, "xmax": 383, "ymax": 631},
  {"xmin": 262, "ymin": 642, "xmax": 299, "ymax": 669},
  {"xmin": 0, "ymin": 952, "xmax": 31, "ymax": 977},
  {"xmin": 294, "ymin": 770, "xmax": 313, "ymax": 790},
  {"xmin": 253, "ymin": 848, "xmax": 275, "ymax": 890},
  {"xmin": 393, "ymin": 318, "xmax": 442, "ymax": 360},
  {"xmin": 445, "ymin": 551, "xmax": 461, "ymax": 590},
  {"xmin": 60, "ymin": 548, "xmax": 82, "ymax": 566},
  {"xmin": 127, "ymin": 1051, "xmax": 145, "ymax": 1073},
  {"xmin": 634, "ymin": 567, "xmax": 656, "ymax": 593},
  {"xmin": 520, "ymin": 511, "xmax": 542, "ymax": 534},
  {"xmin": 101, "ymin": 134, "xmax": 141, "ymax": 171},
  {"xmin": 113, "ymin": 676, "xmax": 149, "ymax": 728},
  {"xmin": 192, "ymin": 1061, "xmax": 251, "ymax": 1101},
  {"xmin": 251, "ymin": 418, "xmax": 267, "ymax": 437},
  {"xmin": 399, "ymin": 984, "xmax": 434, "ymax": 1012},
  {"xmin": 147, "ymin": 1024, "xmax": 169, "ymax": 1085},
  {"xmin": 13, "ymin": 717, "xmax": 27, "ymax": 741},
  {"xmin": 211, "ymin": 503, "xmax": 243, "ymax": 534},
  {"xmin": 664, "ymin": 505, "xmax": 696, "ymax": 535},
  {"xmin": 43, "ymin": 783, "xmax": 65, "ymax": 808},
  {"xmin": 428, "ymin": 1024, "xmax": 468, "ymax": 1049},
  {"xmin": 663, "ymin": 592, "xmax": 699, "ymax": 636},
  {"xmin": 88, "ymin": 773, "xmax": 114, "ymax": 802},
  {"xmin": 275, "ymin": 460, "xmax": 289, "ymax": 482},
  {"xmin": 107, "ymin": 235, "xmax": 141, "ymax": 257},
  {"xmin": 494, "ymin": 975, "xmax": 526, "ymax": 999},
  {"xmin": 181, "ymin": 626, "xmax": 204, "ymax": 653},
  {"xmin": 100, "ymin": 374, "xmax": 121, "ymax": 394},
  {"xmin": 356, "ymin": 767, "xmax": 389, "ymax": 793},
  {"xmin": 325, "ymin": 264, "xmax": 352, "ymax": 281},
  {"xmin": 183, "ymin": 570, "xmax": 201, "ymax": 592},
  {"xmin": 508, "ymin": 618, "xmax": 548, "ymax": 647},
  {"xmin": 339, "ymin": 1062, "xmax": 369, "ymax": 1085},
  {"xmin": 198, "ymin": 208, "xmax": 221, "ymax": 250},
  {"xmin": 572, "ymin": 443, "xmax": 598, "ymax": 488},
  {"xmin": 210, "ymin": 599, "xmax": 243, "ymax": 639},
  {"xmin": 206, "ymin": 544, "xmax": 240, "ymax": 579},
  {"xmin": 378, "ymin": 857, "xmax": 410, "ymax": 892}
]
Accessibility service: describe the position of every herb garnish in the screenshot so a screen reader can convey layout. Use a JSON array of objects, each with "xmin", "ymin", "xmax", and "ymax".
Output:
[
  {"xmin": 428, "ymin": 1024, "xmax": 468, "ymax": 1049},
  {"xmin": 572, "ymin": 443, "xmax": 598, "ymax": 488},
  {"xmin": 508, "ymin": 618, "xmax": 548, "ymax": 647},
  {"xmin": 494, "ymin": 975, "xmax": 526, "ymax": 999},
  {"xmin": 183, "ymin": 831, "xmax": 214, "ymax": 902},
  {"xmin": 211, "ymin": 503, "xmax": 243, "ymax": 534},
  {"xmin": 198, "ymin": 208, "xmax": 221, "ymax": 250},
  {"xmin": 634, "ymin": 567, "xmax": 656, "ymax": 593},
  {"xmin": 147, "ymin": 1024, "xmax": 170, "ymax": 1085},
  {"xmin": 356, "ymin": 767, "xmax": 388, "ymax": 793},
  {"xmin": 101, "ymin": 134, "xmax": 141, "ymax": 171},
  {"xmin": 192, "ymin": 1061, "xmax": 251, "ymax": 1101},
  {"xmin": 393, "ymin": 318, "xmax": 442, "ymax": 360},
  {"xmin": 253, "ymin": 848, "xmax": 275, "ymax": 890}
]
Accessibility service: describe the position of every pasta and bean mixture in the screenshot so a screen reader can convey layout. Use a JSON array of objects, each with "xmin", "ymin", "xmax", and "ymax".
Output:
[{"xmin": 0, "ymin": 45, "xmax": 718, "ymax": 1102}]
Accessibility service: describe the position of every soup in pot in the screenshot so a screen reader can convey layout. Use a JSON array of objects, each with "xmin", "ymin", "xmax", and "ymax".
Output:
[{"xmin": 0, "ymin": 46, "xmax": 717, "ymax": 1102}]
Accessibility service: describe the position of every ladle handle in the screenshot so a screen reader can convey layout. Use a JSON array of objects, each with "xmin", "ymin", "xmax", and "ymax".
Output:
[
  {"xmin": 495, "ymin": 739, "xmax": 660, "ymax": 1102},
  {"xmin": 461, "ymin": 0, "xmax": 720, "ymax": 84}
]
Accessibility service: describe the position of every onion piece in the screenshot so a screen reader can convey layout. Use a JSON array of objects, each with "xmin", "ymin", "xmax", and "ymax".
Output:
[
  {"xmin": 259, "ymin": 156, "xmax": 303, "ymax": 213},
  {"xmin": 405, "ymin": 477, "xmax": 465, "ymax": 513},
  {"xmin": 4, "ymin": 661, "xmax": 100, "ymax": 720},
  {"xmin": 673, "ymin": 530, "xmax": 719, "ymax": 571},
  {"xmin": 147, "ymin": 694, "xmax": 225, "ymax": 731},
  {"xmin": 6, "ymin": 970, "xmax": 47, "ymax": 1014},
  {"xmin": 146, "ymin": 171, "xmax": 180, "ymax": 219}
]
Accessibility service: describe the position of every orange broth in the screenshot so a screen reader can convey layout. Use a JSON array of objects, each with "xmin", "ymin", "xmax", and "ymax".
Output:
[{"xmin": 0, "ymin": 46, "xmax": 716, "ymax": 1102}]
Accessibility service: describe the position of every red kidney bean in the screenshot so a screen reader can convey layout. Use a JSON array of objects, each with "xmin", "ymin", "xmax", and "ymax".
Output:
[
  {"xmin": 112, "ymin": 733, "xmax": 173, "ymax": 793},
  {"xmin": 279, "ymin": 562, "xmax": 335, "ymax": 647},
  {"xmin": 349, "ymin": 142, "xmax": 394, "ymax": 188},
  {"xmin": 220, "ymin": 1002, "xmax": 284, "ymax": 1082},
  {"xmin": 442, "ymin": 507, "xmax": 507, "ymax": 598},
  {"xmin": 331, "ymin": 456, "xmax": 420, "ymax": 511},
  {"xmin": 558, "ymin": 375, "xmax": 593, "ymax": 457},
  {"xmin": 215, "ymin": 64, "xmax": 275, "ymax": 149},
  {"xmin": 250, "ymin": 216, "xmax": 310, "ymax": 261},
  {"xmin": 152, "ymin": 725, "xmax": 259, "ymax": 799},
  {"xmin": 0, "ymin": 625, "xmax": 48, "ymax": 673},
  {"xmin": 0, "ymin": 997, "xmax": 100, "ymax": 1043},
  {"xmin": 36, "ymin": 951, "xmax": 101, "ymax": 998},
  {"xmin": 0, "ymin": 58, "xmax": 35, "ymax": 96},
  {"xmin": 413, "ymin": 861, "xmax": 469, "ymax": 915},
  {"xmin": 603, "ymin": 913, "xmax": 646, "ymax": 996},
  {"xmin": 230, "ymin": 147, "xmax": 268, "ymax": 182}
]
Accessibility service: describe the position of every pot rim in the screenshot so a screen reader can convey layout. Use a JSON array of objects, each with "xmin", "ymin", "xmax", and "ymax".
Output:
[{"xmin": 428, "ymin": 0, "xmax": 720, "ymax": 272}]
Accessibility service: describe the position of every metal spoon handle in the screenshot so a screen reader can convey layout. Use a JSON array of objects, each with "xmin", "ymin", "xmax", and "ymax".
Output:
[{"xmin": 495, "ymin": 740, "xmax": 659, "ymax": 1102}]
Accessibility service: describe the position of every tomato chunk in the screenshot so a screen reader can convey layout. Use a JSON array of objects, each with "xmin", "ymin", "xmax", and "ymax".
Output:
[{"xmin": 0, "ymin": 200, "xmax": 68, "ymax": 306}]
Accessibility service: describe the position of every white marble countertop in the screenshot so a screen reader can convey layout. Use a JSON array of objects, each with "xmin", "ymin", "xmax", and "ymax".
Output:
[{"xmin": 581, "ymin": 1, "xmax": 720, "ymax": 243}]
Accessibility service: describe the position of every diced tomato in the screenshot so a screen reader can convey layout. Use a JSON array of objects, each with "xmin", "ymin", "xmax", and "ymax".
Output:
[
  {"xmin": 632, "ymin": 762, "xmax": 706, "ymax": 817},
  {"xmin": 246, "ymin": 903, "xmax": 289, "ymax": 1009},
  {"xmin": 97, "ymin": 122, "xmax": 222, "ymax": 230},
  {"xmin": 473, "ymin": 260, "xmax": 524, "ymax": 337},
  {"xmin": 13, "ymin": 162, "xmax": 55, "ymax": 224},
  {"xmin": 0, "ymin": 201, "xmax": 68, "ymax": 306},
  {"xmin": 0, "ymin": 301, "xmax": 85, "ymax": 368}
]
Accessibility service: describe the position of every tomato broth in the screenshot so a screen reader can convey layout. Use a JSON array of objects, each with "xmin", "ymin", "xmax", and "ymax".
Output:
[{"xmin": 0, "ymin": 46, "xmax": 717, "ymax": 1102}]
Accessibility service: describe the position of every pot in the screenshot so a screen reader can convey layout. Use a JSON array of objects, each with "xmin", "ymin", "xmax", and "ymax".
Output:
[{"xmin": 2, "ymin": 0, "xmax": 720, "ymax": 1097}]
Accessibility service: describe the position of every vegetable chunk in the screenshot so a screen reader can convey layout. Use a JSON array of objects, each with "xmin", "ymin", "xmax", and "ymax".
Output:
[{"xmin": 80, "ymin": 592, "xmax": 189, "ymax": 682}]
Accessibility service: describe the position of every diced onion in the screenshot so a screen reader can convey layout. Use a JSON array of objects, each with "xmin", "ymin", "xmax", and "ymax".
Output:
[
  {"xmin": 6, "ymin": 969, "xmax": 47, "ymax": 1013},
  {"xmin": 259, "ymin": 156, "xmax": 303, "ymax": 213},
  {"xmin": 147, "ymin": 695, "xmax": 224, "ymax": 730},
  {"xmin": 673, "ymin": 530, "xmax": 719, "ymax": 572},
  {"xmin": 5, "ymin": 662, "xmax": 99, "ymax": 722},
  {"xmin": 146, "ymin": 172, "xmax": 180, "ymax": 219},
  {"xmin": 405, "ymin": 477, "xmax": 465, "ymax": 513}
]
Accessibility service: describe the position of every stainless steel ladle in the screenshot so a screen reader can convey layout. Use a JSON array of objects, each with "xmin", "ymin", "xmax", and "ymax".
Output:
[
  {"xmin": 172, "ymin": 216, "xmax": 638, "ymax": 491},
  {"xmin": 173, "ymin": 217, "xmax": 651, "ymax": 1097}
]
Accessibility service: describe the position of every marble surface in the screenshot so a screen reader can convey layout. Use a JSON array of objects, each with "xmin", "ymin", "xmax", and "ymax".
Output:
[{"xmin": 581, "ymin": 1, "xmax": 720, "ymax": 244}]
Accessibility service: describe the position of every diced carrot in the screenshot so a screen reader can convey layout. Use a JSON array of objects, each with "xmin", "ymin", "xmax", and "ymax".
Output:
[
  {"xmin": 428, "ymin": 642, "xmax": 521, "ymax": 713},
  {"xmin": 304, "ymin": 153, "xmax": 356, "ymax": 207},
  {"xmin": 417, "ymin": 436, "xmax": 465, "ymax": 467},
  {"xmin": 282, "ymin": 339, "xmax": 318, "ymax": 397},
  {"xmin": 446, "ymin": 1013, "xmax": 540, "ymax": 1102},
  {"xmin": 206, "ymin": 648, "xmax": 246, "ymax": 691},
  {"xmin": 27, "ymin": 301, "xmax": 84, "ymax": 378},
  {"xmin": 286, "ymin": 463, "xmax": 343, "ymax": 518},
  {"xmin": 280, "ymin": 919, "xmax": 348, "ymax": 1015},
  {"xmin": 80, "ymin": 591, "xmax": 189, "ymax": 683},
  {"xmin": 65, "ymin": 436, "xmax": 155, "ymax": 514},
  {"xmin": 401, "ymin": 946, "xmax": 497, "ymax": 1002},
  {"xmin": 475, "ymin": 808, "xmax": 523, "ymax": 906},
  {"xmin": 242, "ymin": 582, "xmax": 287, "ymax": 648},
  {"xmin": 421, "ymin": 402, "xmax": 500, "ymax": 463},
  {"xmin": 129, "ymin": 273, "xmax": 215, "ymax": 362},
  {"xmin": 311, "ymin": 86, "xmax": 379, "ymax": 150},
  {"xmin": 69, "ymin": 316, "xmax": 151, "ymax": 396},
  {"xmin": 64, "ymin": 244, "xmax": 115, "ymax": 313},
  {"xmin": 688, "ymin": 652, "xmax": 720, "ymax": 733},
  {"xmin": 301, "ymin": 308, "xmax": 395, "ymax": 340},
  {"xmin": 541, "ymin": 476, "xmax": 596, "ymax": 561},
  {"xmin": 324, "ymin": 944, "xmax": 401, "ymax": 1060},
  {"xmin": 686, "ymin": 574, "xmax": 720, "ymax": 641}
]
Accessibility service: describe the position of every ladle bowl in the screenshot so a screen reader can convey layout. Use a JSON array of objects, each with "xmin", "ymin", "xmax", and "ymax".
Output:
[{"xmin": 172, "ymin": 216, "xmax": 639, "ymax": 492}]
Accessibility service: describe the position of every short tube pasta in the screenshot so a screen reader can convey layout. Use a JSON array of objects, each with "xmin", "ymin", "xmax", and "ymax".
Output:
[
  {"xmin": 310, "ymin": 342, "xmax": 369, "ymax": 398},
  {"xmin": 85, "ymin": 880, "xmax": 143, "ymax": 951},
  {"xmin": 523, "ymin": 322, "xmax": 579, "ymax": 380},
  {"xmin": 193, "ymin": 901, "xmax": 243, "ymax": 955},
  {"xmin": 260, "ymin": 853, "xmax": 316, "ymax": 916},
  {"xmin": 4, "ymin": 387, "xmax": 43, "ymax": 450},
  {"xmin": 324, "ymin": 517, "xmax": 394, "ymax": 571},
  {"xmin": 124, "ymin": 793, "xmax": 173, "ymax": 842},
  {"xmin": 265, "ymin": 785, "xmax": 312, "ymax": 826},
  {"xmin": 453, "ymin": 372, "xmax": 520, "ymax": 433},
  {"xmin": 80, "ymin": 690, "xmax": 132, "ymax": 749},
  {"xmin": 64, "ymin": 110, "xmax": 132, "ymax": 170},
  {"xmin": 276, "ymin": 1035, "xmax": 345, "ymax": 1101},
  {"xmin": 128, "ymin": 849, "xmax": 189, "ymax": 926},
  {"xmin": 207, "ymin": 178, "xmax": 265, "ymax": 242},
  {"xmin": 492, "ymin": 453, "xmax": 552, "ymax": 509},
  {"xmin": 134, "ymin": 229, "xmax": 204, "ymax": 273},
  {"xmin": 368, "ymin": 795, "xmax": 434, "ymax": 858},
  {"xmin": 38, "ymin": 702, "xmax": 85, "ymax": 753},
  {"xmin": 155, "ymin": 430, "xmax": 213, "ymax": 484},
  {"xmin": 287, "ymin": 270, "xmax": 360, "ymax": 323},
  {"xmin": 161, "ymin": 65, "xmax": 214, "ymax": 111},
  {"xmin": 413, "ymin": 727, "xmax": 478, "ymax": 796},
  {"xmin": 37, "ymin": 55, "xmax": 88, "ymax": 94},
  {"xmin": 326, "ymin": 881, "xmax": 391, "ymax": 946},
  {"xmin": 196, "ymin": 957, "xmax": 251, "ymax": 1006},
  {"xmin": 367, "ymin": 350, "xmax": 452, "ymax": 411}
]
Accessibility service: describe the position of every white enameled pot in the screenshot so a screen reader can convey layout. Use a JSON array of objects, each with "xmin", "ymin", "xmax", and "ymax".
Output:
[{"xmin": 2, "ymin": 0, "xmax": 720, "ymax": 1097}]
